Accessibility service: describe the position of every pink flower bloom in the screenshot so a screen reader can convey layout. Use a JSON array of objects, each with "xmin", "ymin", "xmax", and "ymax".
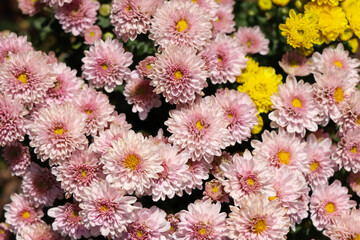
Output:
[
  {"xmin": 2, "ymin": 141, "xmax": 30, "ymax": 176},
  {"xmin": 48, "ymin": 202, "xmax": 91, "ymax": 239},
  {"xmin": 4, "ymin": 193, "xmax": 44, "ymax": 233},
  {"xmin": 221, "ymin": 150, "xmax": 275, "ymax": 205},
  {"xmin": 201, "ymin": 34, "xmax": 247, "ymax": 84},
  {"xmin": 334, "ymin": 90, "xmax": 360, "ymax": 135},
  {"xmin": 212, "ymin": 7, "xmax": 235, "ymax": 36},
  {"xmin": 347, "ymin": 172, "xmax": 360, "ymax": 197},
  {"xmin": 82, "ymin": 37, "xmax": 133, "ymax": 92},
  {"xmin": 279, "ymin": 51, "xmax": 312, "ymax": 76},
  {"xmin": 136, "ymin": 56, "xmax": 157, "ymax": 78},
  {"xmin": 235, "ymin": 26, "xmax": 269, "ymax": 55},
  {"xmin": 203, "ymin": 179, "xmax": 229, "ymax": 203},
  {"xmin": 0, "ymin": 95, "xmax": 27, "ymax": 147},
  {"xmin": 16, "ymin": 222, "xmax": 62, "ymax": 240},
  {"xmin": 111, "ymin": 0, "xmax": 164, "ymax": 42},
  {"xmin": 227, "ymin": 193, "xmax": 291, "ymax": 240},
  {"xmin": 52, "ymin": 149, "xmax": 104, "ymax": 200},
  {"xmin": 79, "ymin": 179, "xmax": 138, "ymax": 238},
  {"xmin": 22, "ymin": 163, "xmax": 63, "ymax": 207},
  {"xmin": 101, "ymin": 130, "xmax": 163, "ymax": 195},
  {"xmin": 0, "ymin": 50, "xmax": 56, "ymax": 107},
  {"xmin": 149, "ymin": 0, "xmax": 213, "ymax": 51},
  {"xmin": 269, "ymin": 75, "xmax": 323, "ymax": 137},
  {"xmin": 84, "ymin": 25, "xmax": 102, "ymax": 45},
  {"xmin": 149, "ymin": 45, "xmax": 208, "ymax": 104},
  {"xmin": 175, "ymin": 199, "xmax": 228, "ymax": 240},
  {"xmin": 0, "ymin": 33, "xmax": 33, "ymax": 64},
  {"xmin": 215, "ymin": 88, "xmax": 258, "ymax": 144},
  {"xmin": 251, "ymin": 129, "xmax": 310, "ymax": 174},
  {"xmin": 323, "ymin": 208, "xmax": 360, "ymax": 240},
  {"xmin": 184, "ymin": 158, "xmax": 212, "ymax": 195},
  {"xmin": 18, "ymin": 0, "xmax": 43, "ymax": 16},
  {"xmin": 310, "ymin": 180, "xmax": 356, "ymax": 230},
  {"xmin": 165, "ymin": 96, "xmax": 231, "ymax": 163},
  {"xmin": 55, "ymin": 0, "xmax": 100, "ymax": 36},
  {"xmin": 27, "ymin": 103, "xmax": 88, "ymax": 164},
  {"xmin": 333, "ymin": 129, "xmax": 360, "ymax": 172},
  {"xmin": 124, "ymin": 71, "xmax": 161, "ymax": 120},
  {"xmin": 0, "ymin": 222, "xmax": 11, "ymax": 240}
]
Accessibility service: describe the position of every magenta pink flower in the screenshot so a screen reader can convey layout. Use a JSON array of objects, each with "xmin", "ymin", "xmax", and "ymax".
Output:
[
  {"xmin": 136, "ymin": 56, "xmax": 157, "ymax": 78},
  {"xmin": 333, "ymin": 129, "xmax": 360, "ymax": 172},
  {"xmin": 18, "ymin": 0, "xmax": 43, "ymax": 16},
  {"xmin": 184, "ymin": 158, "xmax": 212, "ymax": 195},
  {"xmin": 235, "ymin": 26, "xmax": 269, "ymax": 55},
  {"xmin": 0, "ymin": 33, "xmax": 33, "ymax": 64},
  {"xmin": 2, "ymin": 141, "xmax": 30, "ymax": 176},
  {"xmin": 84, "ymin": 25, "xmax": 102, "ymax": 45},
  {"xmin": 0, "ymin": 222, "xmax": 10, "ymax": 240},
  {"xmin": 279, "ymin": 51, "xmax": 312, "ymax": 76},
  {"xmin": 203, "ymin": 179, "xmax": 229, "ymax": 203},
  {"xmin": 212, "ymin": 7, "xmax": 235, "ymax": 36}
]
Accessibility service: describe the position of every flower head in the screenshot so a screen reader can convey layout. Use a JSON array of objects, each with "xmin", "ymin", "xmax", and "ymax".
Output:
[
  {"xmin": 0, "ymin": 33, "xmax": 33, "ymax": 64},
  {"xmin": 2, "ymin": 141, "xmax": 30, "ymax": 176},
  {"xmin": 278, "ymin": 50, "xmax": 312, "ymax": 76},
  {"xmin": 235, "ymin": 26, "xmax": 269, "ymax": 55}
]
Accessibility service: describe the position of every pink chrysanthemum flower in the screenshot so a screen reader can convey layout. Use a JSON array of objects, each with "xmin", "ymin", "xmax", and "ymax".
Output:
[
  {"xmin": 0, "ymin": 33, "xmax": 33, "ymax": 63},
  {"xmin": 121, "ymin": 205, "xmax": 170, "ymax": 239},
  {"xmin": 269, "ymin": 75, "xmax": 323, "ymax": 137},
  {"xmin": 74, "ymin": 87, "xmax": 115, "ymax": 136},
  {"xmin": 136, "ymin": 56, "xmax": 157, "ymax": 78},
  {"xmin": 42, "ymin": 0, "xmax": 72, "ymax": 7},
  {"xmin": 201, "ymin": 34, "xmax": 247, "ymax": 84},
  {"xmin": 323, "ymin": 208, "xmax": 360, "ymax": 240},
  {"xmin": 149, "ymin": 143, "xmax": 191, "ymax": 201},
  {"xmin": 0, "ymin": 50, "xmax": 56, "ymax": 107},
  {"xmin": 18, "ymin": 0, "xmax": 43, "ymax": 16},
  {"xmin": 334, "ymin": 90, "xmax": 360, "ymax": 135},
  {"xmin": 52, "ymin": 149, "xmax": 104, "ymax": 200},
  {"xmin": 175, "ymin": 199, "xmax": 228, "ymax": 240},
  {"xmin": 48, "ymin": 202, "xmax": 91, "ymax": 239},
  {"xmin": 149, "ymin": 45, "xmax": 208, "ymax": 104},
  {"xmin": 4, "ymin": 193, "xmax": 44, "ymax": 233},
  {"xmin": 2, "ymin": 141, "xmax": 30, "ymax": 176},
  {"xmin": 235, "ymin": 26, "xmax": 269, "ymax": 55},
  {"xmin": 203, "ymin": 179, "xmax": 230, "ymax": 203},
  {"xmin": 16, "ymin": 222, "xmax": 62, "ymax": 240},
  {"xmin": 227, "ymin": 193, "xmax": 291, "ymax": 240},
  {"xmin": 184, "ymin": 158, "xmax": 212, "ymax": 195},
  {"xmin": 311, "ymin": 44, "xmax": 360, "ymax": 81},
  {"xmin": 279, "ymin": 51, "xmax": 312, "ymax": 76},
  {"xmin": 0, "ymin": 222, "xmax": 11, "ymax": 240},
  {"xmin": 310, "ymin": 180, "xmax": 356, "ymax": 230},
  {"xmin": 333, "ymin": 129, "xmax": 360, "ymax": 172},
  {"xmin": 0, "ymin": 95, "xmax": 27, "ymax": 147},
  {"xmin": 82, "ymin": 37, "xmax": 133, "ymax": 92},
  {"xmin": 124, "ymin": 71, "xmax": 161, "ymax": 120},
  {"xmin": 27, "ymin": 102, "xmax": 87, "ymax": 164},
  {"xmin": 79, "ymin": 179, "xmax": 138, "ymax": 238},
  {"xmin": 210, "ymin": 151, "xmax": 233, "ymax": 180},
  {"xmin": 348, "ymin": 172, "xmax": 360, "ymax": 197},
  {"xmin": 251, "ymin": 129, "xmax": 310, "ymax": 174},
  {"xmin": 212, "ymin": 7, "xmax": 235, "ymax": 36},
  {"xmin": 165, "ymin": 96, "xmax": 231, "ymax": 163},
  {"xmin": 271, "ymin": 167, "xmax": 310, "ymax": 229},
  {"xmin": 108, "ymin": 112, "xmax": 132, "ymax": 130},
  {"xmin": 101, "ymin": 130, "xmax": 163, "ymax": 195},
  {"xmin": 215, "ymin": 88, "xmax": 258, "ymax": 144},
  {"xmin": 22, "ymin": 163, "xmax": 63, "ymax": 207},
  {"xmin": 221, "ymin": 150, "xmax": 275, "ymax": 206},
  {"xmin": 44, "ymin": 62, "xmax": 82, "ymax": 105},
  {"xmin": 110, "ymin": 0, "xmax": 163, "ymax": 42},
  {"xmin": 149, "ymin": 0, "xmax": 213, "ymax": 51},
  {"xmin": 84, "ymin": 25, "xmax": 102, "ymax": 45},
  {"xmin": 54, "ymin": 0, "xmax": 100, "ymax": 36}
]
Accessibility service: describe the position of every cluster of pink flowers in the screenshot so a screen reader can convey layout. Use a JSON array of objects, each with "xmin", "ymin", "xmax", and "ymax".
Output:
[{"xmin": 2, "ymin": 0, "xmax": 360, "ymax": 239}]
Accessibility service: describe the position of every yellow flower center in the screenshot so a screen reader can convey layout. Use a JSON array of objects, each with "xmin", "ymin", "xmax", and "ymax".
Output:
[
  {"xmin": 17, "ymin": 73, "xmax": 28, "ymax": 84},
  {"xmin": 174, "ymin": 70, "xmax": 183, "ymax": 80},
  {"xmin": 100, "ymin": 204, "xmax": 109, "ymax": 212},
  {"xmin": 268, "ymin": 196, "xmax": 277, "ymax": 201},
  {"xmin": 289, "ymin": 60, "xmax": 299, "ymax": 68},
  {"xmin": 126, "ymin": 5, "xmax": 131, "ymax": 12},
  {"xmin": 54, "ymin": 81, "xmax": 61, "ymax": 89},
  {"xmin": 228, "ymin": 113, "xmax": 233, "ymax": 118},
  {"xmin": 310, "ymin": 161, "xmax": 319, "ymax": 171},
  {"xmin": 101, "ymin": 64, "xmax": 108, "ymax": 70},
  {"xmin": 146, "ymin": 64, "xmax": 152, "ymax": 69},
  {"xmin": 325, "ymin": 202, "xmax": 335, "ymax": 213},
  {"xmin": 54, "ymin": 127, "xmax": 64, "ymax": 135},
  {"xmin": 253, "ymin": 219, "xmax": 267, "ymax": 234},
  {"xmin": 124, "ymin": 154, "xmax": 139, "ymax": 170},
  {"xmin": 356, "ymin": 116, "xmax": 360, "ymax": 125},
  {"xmin": 351, "ymin": 146, "xmax": 357, "ymax": 154},
  {"xmin": 176, "ymin": 19, "xmax": 188, "ymax": 32},
  {"xmin": 72, "ymin": 210, "xmax": 79, "ymax": 217},
  {"xmin": 291, "ymin": 98, "xmax": 302, "ymax": 108},
  {"xmin": 199, "ymin": 228, "xmax": 206, "ymax": 235},
  {"xmin": 0, "ymin": 229, "xmax": 4, "ymax": 234},
  {"xmin": 218, "ymin": 56, "xmax": 223, "ymax": 62},
  {"xmin": 353, "ymin": 235, "xmax": 360, "ymax": 240},
  {"xmin": 85, "ymin": 109, "xmax": 92, "ymax": 114},
  {"xmin": 247, "ymin": 40, "xmax": 252, "ymax": 47},
  {"xmin": 81, "ymin": 170, "xmax": 87, "ymax": 177},
  {"xmin": 278, "ymin": 150, "xmax": 290, "ymax": 165},
  {"xmin": 247, "ymin": 178, "xmax": 254, "ymax": 186},
  {"xmin": 89, "ymin": 32, "xmax": 95, "ymax": 37},
  {"xmin": 22, "ymin": 211, "xmax": 30, "ymax": 219},
  {"xmin": 196, "ymin": 121, "xmax": 204, "ymax": 131},
  {"xmin": 212, "ymin": 186, "xmax": 218, "ymax": 193},
  {"xmin": 192, "ymin": 0, "xmax": 197, "ymax": 3},
  {"xmin": 334, "ymin": 87, "xmax": 344, "ymax": 103},
  {"xmin": 334, "ymin": 60, "xmax": 343, "ymax": 68},
  {"xmin": 356, "ymin": 178, "xmax": 360, "ymax": 185},
  {"xmin": 137, "ymin": 230, "xmax": 143, "ymax": 237}
]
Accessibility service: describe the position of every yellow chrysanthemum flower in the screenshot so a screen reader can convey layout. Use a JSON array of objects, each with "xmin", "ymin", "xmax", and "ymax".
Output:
[
  {"xmin": 237, "ymin": 66, "xmax": 282, "ymax": 113},
  {"xmin": 251, "ymin": 114, "xmax": 264, "ymax": 134},
  {"xmin": 235, "ymin": 57, "xmax": 259, "ymax": 84},
  {"xmin": 342, "ymin": 0, "xmax": 360, "ymax": 38},
  {"xmin": 304, "ymin": 2, "xmax": 348, "ymax": 43},
  {"xmin": 279, "ymin": 9, "xmax": 320, "ymax": 49},
  {"xmin": 311, "ymin": 0, "xmax": 343, "ymax": 6},
  {"xmin": 272, "ymin": 0, "xmax": 290, "ymax": 6},
  {"xmin": 348, "ymin": 38, "xmax": 359, "ymax": 53},
  {"xmin": 258, "ymin": 0, "xmax": 273, "ymax": 11}
]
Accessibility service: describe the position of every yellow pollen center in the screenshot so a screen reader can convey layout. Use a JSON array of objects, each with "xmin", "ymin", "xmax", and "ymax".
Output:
[
  {"xmin": 17, "ymin": 73, "xmax": 28, "ymax": 84},
  {"xmin": 54, "ymin": 127, "xmax": 64, "ymax": 135},
  {"xmin": 353, "ymin": 235, "xmax": 360, "ymax": 240},
  {"xmin": 137, "ymin": 230, "xmax": 143, "ymax": 237},
  {"xmin": 89, "ymin": 32, "xmax": 95, "ymax": 37},
  {"xmin": 218, "ymin": 56, "xmax": 222, "ymax": 62},
  {"xmin": 247, "ymin": 40, "xmax": 252, "ymax": 47},
  {"xmin": 351, "ymin": 146, "xmax": 357, "ymax": 154},
  {"xmin": 325, "ymin": 202, "xmax": 335, "ymax": 213},
  {"xmin": 253, "ymin": 220, "xmax": 267, "ymax": 234},
  {"xmin": 81, "ymin": 170, "xmax": 87, "ymax": 177},
  {"xmin": 199, "ymin": 228, "xmax": 206, "ymax": 235},
  {"xmin": 334, "ymin": 60, "xmax": 343, "ymax": 68},
  {"xmin": 357, "ymin": 116, "xmax": 360, "ymax": 125},
  {"xmin": 0, "ymin": 229, "xmax": 4, "ymax": 234},
  {"xmin": 334, "ymin": 87, "xmax": 344, "ymax": 103},
  {"xmin": 85, "ymin": 109, "xmax": 92, "ymax": 114},
  {"xmin": 192, "ymin": 0, "xmax": 197, "ymax": 3},
  {"xmin": 278, "ymin": 150, "xmax": 290, "ymax": 165},
  {"xmin": 289, "ymin": 60, "xmax": 299, "ymax": 68},
  {"xmin": 146, "ymin": 64, "xmax": 152, "ymax": 69},
  {"xmin": 124, "ymin": 154, "xmax": 139, "ymax": 170},
  {"xmin": 228, "ymin": 113, "xmax": 233, "ymax": 118},
  {"xmin": 196, "ymin": 121, "xmax": 204, "ymax": 131},
  {"xmin": 310, "ymin": 161, "xmax": 319, "ymax": 171},
  {"xmin": 268, "ymin": 196, "xmax": 277, "ymax": 201},
  {"xmin": 101, "ymin": 64, "xmax": 108, "ymax": 70},
  {"xmin": 72, "ymin": 211, "xmax": 79, "ymax": 217},
  {"xmin": 126, "ymin": 5, "xmax": 131, "ymax": 12},
  {"xmin": 54, "ymin": 81, "xmax": 61, "ymax": 89},
  {"xmin": 100, "ymin": 205, "xmax": 109, "ymax": 212},
  {"xmin": 292, "ymin": 98, "xmax": 302, "ymax": 108},
  {"xmin": 212, "ymin": 186, "xmax": 218, "ymax": 193},
  {"xmin": 247, "ymin": 178, "xmax": 254, "ymax": 186},
  {"xmin": 31, "ymin": 0, "xmax": 37, "ymax": 2},
  {"xmin": 174, "ymin": 70, "xmax": 183, "ymax": 80},
  {"xmin": 356, "ymin": 178, "xmax": 360, "ymax": 185},
  {"xmin": 22, "ymin": 211, "xmax": 30, "ymax": 219},
  {"xmin": 176, "ymin": 19, "xmax": 188, "ymax": 32}
]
